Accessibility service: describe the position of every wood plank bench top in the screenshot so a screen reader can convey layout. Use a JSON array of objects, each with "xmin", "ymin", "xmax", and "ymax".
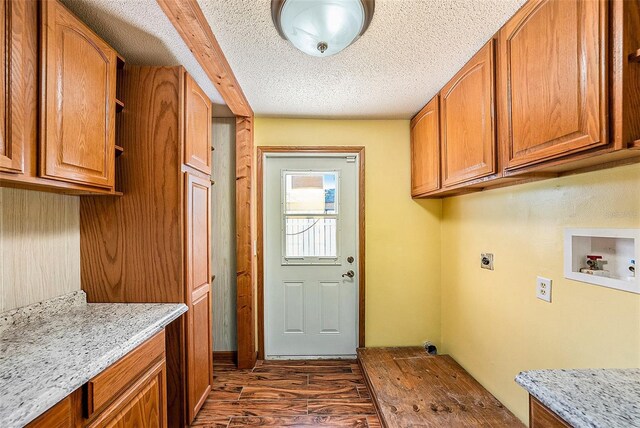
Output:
[{"xmin": 357, "ymin": 347, "xmax": 524, "ymax": 428}]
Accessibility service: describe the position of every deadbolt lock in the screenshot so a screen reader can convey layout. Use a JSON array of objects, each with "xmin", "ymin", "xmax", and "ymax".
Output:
[{"xmin": 347, "ymin": 256, "xmax": 354, "ymax": 264}]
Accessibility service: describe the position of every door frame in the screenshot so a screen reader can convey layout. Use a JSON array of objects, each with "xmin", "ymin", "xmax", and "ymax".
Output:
[{"xmin": 257, "ymin": 146, "xmax": 365, "ymax": 360}]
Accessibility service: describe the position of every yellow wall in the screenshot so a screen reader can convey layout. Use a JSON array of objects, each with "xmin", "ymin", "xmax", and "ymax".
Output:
[
  {"xmin": 255, "ymin": 118, "xmax": 443, "ymax": 347},
  {"xmin": 441, "ymin": 163, "xmax": 640, "ymax": 422},
  {"xmin": 255, "ymin": 118, "xmax": 640, "ymax": 424}
]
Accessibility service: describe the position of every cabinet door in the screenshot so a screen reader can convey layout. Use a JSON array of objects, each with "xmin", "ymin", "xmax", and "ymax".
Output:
[
  {"xmin": 40, "ymin": 0, "xmax": 116, "ymax": 188},
  {"xmin": 0, "ymin": 0, "xmax": 29, "ymax": 174},
  {"xmin": 411, "ymin": 96, "xmax": 440, "ymax": 196},
  {"xmin": 440, "ymin": 40, "xmax": 496, "ymax": 187},
  {"xmin": 498, "ymin": 0, "xmax": 607, "ymax": 170},
  {"xmin": 185, "ymin": 172, "xmax": 212, "ymax": 422},
  {"xmin": 184, "ymin": 74, "xmax": 212, "ymax": 174},
  {"xmin": 87, "ymin": 360, "xmax": 167, "ymax": 428}
]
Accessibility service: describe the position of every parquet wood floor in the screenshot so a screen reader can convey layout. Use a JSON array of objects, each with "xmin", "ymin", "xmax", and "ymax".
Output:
[{"xmin": 191, "ymin": 359, "xmax": 382, "ymax": 427}]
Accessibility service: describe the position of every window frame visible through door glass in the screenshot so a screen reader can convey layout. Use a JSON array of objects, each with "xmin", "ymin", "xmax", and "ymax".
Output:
[{"xmin": 280, "ymin": 170, "xmax": 341, "ymax": 265}]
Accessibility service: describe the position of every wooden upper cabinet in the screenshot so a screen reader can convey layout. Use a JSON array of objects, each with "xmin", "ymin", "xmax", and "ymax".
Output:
[
  {"xmin": 411, "ymin": 96, "xmax": 440, "ymax": 196},
  {"xmin": 1, "ymin": 0, "xmax": 31, "ymax": 174},
  {"xmin": 440, "ymin": 40, "xmax": 496, "ymax": 187},
  {"xmin": 185, "ymin": 172, "xmax": 212, "ymax": 422},
  {"xmin": 40, "ymin": 0, "xmax": 116, "ymax": 189},
  {"xmin": 184, "ymin": 74, "xmax": 212, "ymax": 174},
  {"xmin": 498, "ymin": 0, "xmax": 607, "ymax": 170}
]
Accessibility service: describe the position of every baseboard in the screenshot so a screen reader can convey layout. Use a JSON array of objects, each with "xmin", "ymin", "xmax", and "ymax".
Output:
[{"xmin": 213, "ymin": 351, "xmax": 237, "ymax": 363}]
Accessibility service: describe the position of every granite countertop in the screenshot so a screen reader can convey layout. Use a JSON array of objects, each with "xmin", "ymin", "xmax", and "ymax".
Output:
[
  {"xmin": 516, "ymin": 368, "xmax": 640, "ymax": 428},
  {"xmin": 0, "ymin": 291, "xmax": 188, "ymax": 428}
]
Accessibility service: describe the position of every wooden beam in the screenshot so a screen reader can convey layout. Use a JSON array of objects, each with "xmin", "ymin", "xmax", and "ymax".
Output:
[
  {"xmin": 235, "ymin": 116, "xmax": 256, "ymax": 369},
  {"xmin": 156, "ymin": 0, "xmax": 253, "ymax": 117}
]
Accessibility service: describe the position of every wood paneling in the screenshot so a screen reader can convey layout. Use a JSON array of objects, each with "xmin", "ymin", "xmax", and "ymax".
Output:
[
  {"xmin": 440, "ymin": 40, "xmax": 496, "ymax": 187},
  {"xmin": 499, "ymin": 0, "xmax": 607, "ymax": 170},
  {"xmin": 236, "ymin": 116, "xmax": 255, "ymax": 369},
  {"xmin": 185, "ymin": 75, "xmax": 212, "ymax": 174},
  {"xmin": 40, "ymin": 0, "xmax": 116, "ymax": 189},
  {"xmin": 256, "ymin": 146, "xmax": 366, "ymax": 360},
  {"xmin": 191, "ymin": 359, "xmax": 381, "ymax": 427},
  {"xmin": 211, "ymin": 118, "xmax": 237, "ymax": 352},
  {"xmin": 86, "ymin": 331, "xmax": 165, "ymax": 417},
  {"xmin": 410, "ymin": 96, "xmax": 440, "ymax": 196},
  {"xmin": 156, "ymin": 0, "xmax": 252, "ymax": 117},
  {"xmin": 530, "ymin": 396, "xmax": 570, "ymax": 428},
  {"xmin": 0, "ymin": 188, "xmax": 80, "ymax": 313},
  {"xmin": 358, "ymin": 348, "xmax": 524, "ymax": 428}
]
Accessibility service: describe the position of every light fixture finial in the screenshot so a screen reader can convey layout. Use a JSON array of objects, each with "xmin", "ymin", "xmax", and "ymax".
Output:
[
  {"xmin": 317, "ymin": 42, "xmax": 328, "ymax": 54},
  {"xmin": 271, "ymin": 0, "xmax": 375, "ymax": 57}
]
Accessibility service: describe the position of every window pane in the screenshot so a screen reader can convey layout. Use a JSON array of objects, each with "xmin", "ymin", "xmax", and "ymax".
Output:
[
  {"xmin": 285, "ymin": 217, "xmax": 337, "ymax": 257},
  {"xmin": 285, "ymin": 172, "xmax": 337, "ymax": 214}
]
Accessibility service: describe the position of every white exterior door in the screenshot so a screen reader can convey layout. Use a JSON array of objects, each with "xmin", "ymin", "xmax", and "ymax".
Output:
[{"xmin": 264, "ymin": 154, "xmax": 359, "ymax": 358}]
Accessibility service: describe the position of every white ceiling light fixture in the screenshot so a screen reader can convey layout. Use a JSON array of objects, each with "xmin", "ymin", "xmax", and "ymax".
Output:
[{"xmin": 271, "ymin": 0, "xmax": 375, "ymax": 57}]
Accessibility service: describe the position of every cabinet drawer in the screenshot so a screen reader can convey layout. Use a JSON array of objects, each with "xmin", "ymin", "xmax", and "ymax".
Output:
[
  {"xmin": 86, "ymin": 330, "xmax": 165, "ymax": 417},
  {"xmin": 86, "ymin": 358, "xmax": 167, "ymax": 428},
  {"xmin": 27, "ymin": 395, "xmax": 73, "ymax": 428},
  {"xmin": 530, "ymin": 396, "xmax": 570, "ymax": 428}
]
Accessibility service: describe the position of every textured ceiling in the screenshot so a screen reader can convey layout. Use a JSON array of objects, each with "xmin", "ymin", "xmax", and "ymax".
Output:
[
  {"xmin": 61, "ymin": 0, "xmax": 233, "ymax": 115},
  {"xmin": 197, "ymin": 0, "xmax": 527, "ymax": 119}
]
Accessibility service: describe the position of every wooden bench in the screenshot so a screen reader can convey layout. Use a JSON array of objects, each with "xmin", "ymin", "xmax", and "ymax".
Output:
[{"xmin": 357, "ymin": 347, "xmax": 524, "ymax": 427}]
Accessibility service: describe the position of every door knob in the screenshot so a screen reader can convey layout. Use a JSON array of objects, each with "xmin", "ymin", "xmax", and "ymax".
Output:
[{"xmin": 342, "ymin": 270, "xmax": 355, "ymax": 278}]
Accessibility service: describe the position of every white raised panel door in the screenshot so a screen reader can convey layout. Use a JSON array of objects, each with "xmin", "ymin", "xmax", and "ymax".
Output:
[{"xmin": 264, "ymin": 154, "xmax": 359, "ymax": 358}]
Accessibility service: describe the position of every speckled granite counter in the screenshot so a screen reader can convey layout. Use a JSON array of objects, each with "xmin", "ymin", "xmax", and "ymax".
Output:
[
  {"xmin": 516, "ymin": 369, "xmax": 640, "ymax": 428},
  {"xmin": 0, "ymin": 291, "xmax": 187, "ymax": 427}
]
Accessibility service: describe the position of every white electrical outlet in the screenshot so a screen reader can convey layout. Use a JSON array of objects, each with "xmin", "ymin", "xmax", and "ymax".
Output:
[{"xmin": 536, "ymin": 276, "xmax": 552, "ymax": 302}]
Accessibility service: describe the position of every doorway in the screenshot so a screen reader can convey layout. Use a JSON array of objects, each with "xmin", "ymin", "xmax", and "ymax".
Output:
[{"xmin": 258, "ymin": 148, "xmax": 365, "ymax": 359}]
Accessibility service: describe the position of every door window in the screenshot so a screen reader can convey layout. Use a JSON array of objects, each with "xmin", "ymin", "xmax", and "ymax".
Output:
[{"xmin": 281, "ymin": 171, "xmax": 340, "ymax": 264}]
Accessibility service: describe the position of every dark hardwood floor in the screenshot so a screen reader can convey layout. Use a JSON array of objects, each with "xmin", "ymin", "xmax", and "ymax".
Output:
[
  {"xmin": 358, "ymin": 348, "xmax": 525, "ymax": 428},
  {"xmin": 192, "ymin": 359, "xmax": 382, "ymax": 427}
]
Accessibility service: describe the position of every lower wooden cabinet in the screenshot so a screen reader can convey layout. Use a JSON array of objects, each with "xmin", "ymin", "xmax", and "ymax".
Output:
[
  {"xmin": 529, "ymin": 396, "xmax": 570, "ymax": 428},
  {"xmin": 185, "ymin": 172, "xmax": 213, "ymax": 421},
  {"xmin": 86, "ymin": 359, "xmax": 166, "ymax": 428},
  {"xmin": 27, "ymin": 331, "xmax": 168, "ymax": 428},
  {"xmin": 27, "ymin": 395, "xmax": 74, "ymax": 428}
]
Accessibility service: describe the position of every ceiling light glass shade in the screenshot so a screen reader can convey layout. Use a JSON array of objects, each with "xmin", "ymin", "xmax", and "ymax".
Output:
[{"xmin": 272, "ymin": 0, "xmax": 375, "ymax": 57}]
